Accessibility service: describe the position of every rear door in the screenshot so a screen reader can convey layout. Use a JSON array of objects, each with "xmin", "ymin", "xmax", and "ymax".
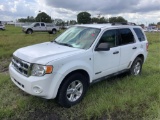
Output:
[
  {"xmin": 40, "ymin": 23, "xmax": 46, "ymax": 31},
  {"xmin": 133, "ymin": 27, "xmax": 148, "ymax": 58},
  {"xmin": 118, "ymin": 28, "xmax": 138, "ymax": 71}
]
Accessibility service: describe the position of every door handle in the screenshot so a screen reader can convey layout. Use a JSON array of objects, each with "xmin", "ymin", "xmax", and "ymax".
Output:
[
  {"xmin": 132, "ymin": 47, "xmax": 137, "ymax": 49},
  {"xmin": 113, "ymin": 51, "xmax": 119, "ymax": 54}
]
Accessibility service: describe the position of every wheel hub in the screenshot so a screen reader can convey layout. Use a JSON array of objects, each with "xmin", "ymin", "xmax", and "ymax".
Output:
[
  {"xmin": 134, "ymin": 62, "xmax": 141, "ymax": 75},
  {"xmin": 66, "ymin": 80, "xmax": 83, "ymax": 102}
]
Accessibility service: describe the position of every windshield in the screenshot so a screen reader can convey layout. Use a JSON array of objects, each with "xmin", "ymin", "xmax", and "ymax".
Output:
[
  {"xmin": 29, "ymin": 23, "xmax": 36, "ymax": 26},
  {"xmin": 55, "ymin": 26, "xmax": 100, "ymax": 49}
]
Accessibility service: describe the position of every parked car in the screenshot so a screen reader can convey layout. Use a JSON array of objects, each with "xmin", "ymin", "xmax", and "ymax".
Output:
[
  {"xmin": 22, "ymin": 22, "xmax": 59, "ymax": 34},
  {"xmin": 0, "ymin": 24, "xmax": 5, "ymax": 30},
  {"xmin": 9, "ymin": 23, "xmax": 148, "ymax": 108}
]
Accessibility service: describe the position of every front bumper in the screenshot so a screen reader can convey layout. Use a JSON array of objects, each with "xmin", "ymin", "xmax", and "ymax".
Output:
[
  {"xmin": 0, "ymin": 28, "xmax": 5, "ymax": 30},
  {"xmin": 9, "ymin": 63, "xmax": 59, "ymax": 99}
]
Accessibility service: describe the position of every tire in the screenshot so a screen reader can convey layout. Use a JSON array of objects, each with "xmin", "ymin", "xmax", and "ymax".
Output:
[
  {"xmin": 130, "ymin": 57, "xmax": 143, "ymax": 75},
  {"xmin": 26, "ymin": 29, "xmax": 33, "ymax": 34},
  {"xmin": 57, "ymin": 73, "xmax": 88, "ymax": 108},
  {"xmin": 52, "ymin": 29, "xmax": 56, "ymax": 34}
]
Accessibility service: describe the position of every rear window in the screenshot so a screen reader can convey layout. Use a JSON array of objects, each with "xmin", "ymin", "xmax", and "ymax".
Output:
[
  {"xmin": 119, "ymin": 28, "xmax": 134, "ymax": 45},
  {"xmin": 41, "ymin": 23, "xmax": 45, "ymax": 26},
  {"xmin": 133, "ymin": 28, "xmax": 145, "ymax": 41}
]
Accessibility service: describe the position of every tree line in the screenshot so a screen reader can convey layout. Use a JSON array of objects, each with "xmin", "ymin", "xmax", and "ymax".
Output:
[
  {"xmin": 77, "ymin": 12, "xmax": 127, "ymax": 24},
  {"xmin": 18, "ymin": 11, "xmax": 127, "ymax": 24},
  {"xmin": 17, "ymin": 11, "xmax": 160, "ymax": 26},
  {"xmin": 18, "ymin": 12, "xmax": 77, "ymax": 26}
]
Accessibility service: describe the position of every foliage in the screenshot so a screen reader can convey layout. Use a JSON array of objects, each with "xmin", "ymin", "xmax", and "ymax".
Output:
[
  {"xmin": 109, "ymin": 16, "xmax": 127, "ymax": 23},
  {"xmin": 92, "ymin": 17, "xmax": 108, "ymax": 23},
  {"xmin": 149, "ymin": 23, "xmax": 157, "ymax": 26},
  {"xmin": 18, "ymin": 16, "xmax": 35, "ymax": 22},
  {"xmin": 35, "ymin": 12, "xmax": 52, "ymax": 23},
  {"xmin": 69, "ymin": 20, "xmax": 77, "ymax": 25},
  {"xmin": 77, "ymin": 12, "xmax": 91, "ymax": 24},
  {"xmin": 77, "ymin": 12, "xmax": 127, "ymax": 24}
]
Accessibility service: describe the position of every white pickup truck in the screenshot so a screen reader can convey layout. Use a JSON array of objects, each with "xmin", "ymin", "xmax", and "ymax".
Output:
[
  {"xmin": 22, "ymin": 22, "xmax": 59, "ymax": 34},
  {"xmin": 0, "ymin": 24, "xmax": 5, "ymax": 30},
  {"xmin": 9, "ymin": 24, "xmax": 148, "ymax": 108}
]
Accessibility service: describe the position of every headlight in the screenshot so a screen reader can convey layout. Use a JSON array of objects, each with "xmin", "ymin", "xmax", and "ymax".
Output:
[{"xmin": 31, "ymin": 64, "xmax": 53, "ymax": 76}]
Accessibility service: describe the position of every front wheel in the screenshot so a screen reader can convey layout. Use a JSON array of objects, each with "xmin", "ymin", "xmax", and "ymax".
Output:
[
  {"xmin": 130, "ymin": 57, "xmax": 143, "ymax": 75},
  {"xmin": 26, "ymin": 29, "xmax": 33, "ymax": 34},
  {"xmin": 57, "ymin": 73, "xmax": 88, "ymax": 108}
]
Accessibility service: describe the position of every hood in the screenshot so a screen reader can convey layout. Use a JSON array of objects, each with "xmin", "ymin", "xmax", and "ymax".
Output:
[
  {"xmin": 13, "ymin": 42, "xmax": 84, "ymax": 64},
  {"xmin": 22, "ymin": 25, "xmax": 33, "ymax": 28}
]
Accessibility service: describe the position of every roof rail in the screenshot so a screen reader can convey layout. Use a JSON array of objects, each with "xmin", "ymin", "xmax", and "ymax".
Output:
[{"xmin": 112, "ymin": 22, "xmax": 136, "ymax": 26}]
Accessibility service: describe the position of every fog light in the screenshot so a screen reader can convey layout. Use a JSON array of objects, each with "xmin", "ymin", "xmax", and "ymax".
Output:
[{"xmin": 33, "ymin": 86, "xmax": 43, "ymax": 94}]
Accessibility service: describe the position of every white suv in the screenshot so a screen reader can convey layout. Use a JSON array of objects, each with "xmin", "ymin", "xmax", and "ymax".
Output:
[{"xmin": 9, "ymin": 24, "xmax": 148, "ymax": 107}]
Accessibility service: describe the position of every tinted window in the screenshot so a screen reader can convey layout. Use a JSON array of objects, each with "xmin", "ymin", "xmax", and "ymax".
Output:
[
  {"xmin": 99, "ymin": 30, "xmax": 117, "ymax": 48},
  {"xmin": 133, "ymin": 28, "xmax": 145, "ymax": 41},
  {"xmin": 119, "ymin": 28, "xmax": 134, "ymax": 45},
  {"xmin": 41, "ymin": 23, "xmax": 45, "ymax": 27}
]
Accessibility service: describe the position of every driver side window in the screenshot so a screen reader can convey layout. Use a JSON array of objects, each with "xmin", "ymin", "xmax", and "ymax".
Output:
[
  {"xmin": 34, "ymin": 23, "xmax": 40, "ymax": 27},
  {"xmin": 99, "ymin": 30, "xmax": 117, "ymax": 48}
]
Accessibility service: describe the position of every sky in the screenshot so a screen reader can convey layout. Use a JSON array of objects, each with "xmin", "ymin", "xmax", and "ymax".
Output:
[{"xmin": 0, "ymin": 0, "xmax": 160, "ymax": 25}]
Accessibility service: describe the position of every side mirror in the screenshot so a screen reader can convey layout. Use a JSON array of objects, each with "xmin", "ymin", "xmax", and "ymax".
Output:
[{"xmin": 95, "ymin": 43, "xmax": 110, "ymax": 51}]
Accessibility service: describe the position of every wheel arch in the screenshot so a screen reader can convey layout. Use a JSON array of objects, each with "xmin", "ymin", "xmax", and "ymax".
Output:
[
  {"xmin": 60, "ymin": 69, "xmax": 90, "ymax": 87},
  {"xmin": 129, "ymin": 53, "xmax": 145, "ymax": 68},
  {"xmin": 52, "ymin": 28, "xmax": 57, "ymax": 31},
  {"xmin": 136, "ymin": 54, "xmax": 144, "ymax": 63},
  {"xmin": 26, "ymin": 28, "xmax": 33, "ymax": 33},
  {"xmin": 57, "ymin": 69, "xmax": 90, "ymax": 96}
]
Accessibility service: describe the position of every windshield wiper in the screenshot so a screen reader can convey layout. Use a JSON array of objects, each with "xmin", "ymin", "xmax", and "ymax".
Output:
[
  {"xmin": 58, "ymin": 42, "xmax": 73, "ymax": 47},
  {"xmin": 53, "ymin": 41, "xmax": 73, "ymax": 47}
]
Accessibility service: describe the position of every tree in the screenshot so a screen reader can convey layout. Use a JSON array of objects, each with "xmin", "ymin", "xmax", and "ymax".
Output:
[
  {"xmin": 92, "ymin": 17, "xmax": 108, "ymax": 23},
  {"xmin": 69, "ymin": 20, "xmax": 77, "ymax": 25},
  {"xmin": 157, "ymin": 22, "xmax": 160, "ymax": 25},
  {"xmin": 18, "ymin": 16, "xmax": 35, "ymax": 22},
  {"xmin": 92, "ymin": 17, "xmax": 99, "ymax": 23},
  {"xmin": 99, "ymin": 17, "xmax": 108, "ymax": 23},
  {"xmin": 77, "ymin": 12, "xmax": 91, "ymax": 24},
  {"xmin": 149, "ymin": 23, "xmax": 156, "ymax": 26},
  {"xmin": 54, "ymin": 19, "xmax": 64, "ymax": 26},
  {"xmin": 109, "ymin": 16, "xmax": 127, "ymax": 23},
  {"xmin": 35, "ymin": 12, "xmax": 52, "ymax": 23}
]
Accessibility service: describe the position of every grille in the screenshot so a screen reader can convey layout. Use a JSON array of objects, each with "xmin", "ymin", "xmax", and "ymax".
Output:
[{"xmin": 12, "ymin": 56, "xmax": 31, "ymax": 77}]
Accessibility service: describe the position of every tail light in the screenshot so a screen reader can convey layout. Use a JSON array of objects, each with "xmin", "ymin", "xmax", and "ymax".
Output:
[{"xmin": 146, "ymin": 43, "xmax": 149, "ymax": 51}]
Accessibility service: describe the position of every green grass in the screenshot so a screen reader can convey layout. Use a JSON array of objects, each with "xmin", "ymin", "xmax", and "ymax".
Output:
[{"xmin": 0, "ymin": 25, "xmax": 160, "ymax": 120}]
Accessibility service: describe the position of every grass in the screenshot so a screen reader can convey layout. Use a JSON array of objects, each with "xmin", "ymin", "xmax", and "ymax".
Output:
[{"xmin": 0, "ymin": 25, "xmax": 160, "ymax": 120}]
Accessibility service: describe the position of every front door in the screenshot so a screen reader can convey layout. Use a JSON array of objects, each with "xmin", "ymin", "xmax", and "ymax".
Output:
[
  {"xmin": 33, "ymin": 23, "xmax": 41, "ymax": 32},
  {"xmin": 93, "ymin": 29, "xmax": 120, "ymax": 80}
]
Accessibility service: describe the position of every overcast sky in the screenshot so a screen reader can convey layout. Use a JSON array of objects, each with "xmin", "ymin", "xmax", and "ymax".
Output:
[{"xmin": 0, "ymin": 0, "xmax": 160, "ymax": 25}]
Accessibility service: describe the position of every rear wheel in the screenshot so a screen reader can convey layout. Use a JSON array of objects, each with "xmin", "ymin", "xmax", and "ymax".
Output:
[
  {"xmin": 57, "ymin": 73, "xmax": 88, "ymax": 108},
  {"xmin": 130, "ymin": 57, "xmax": 143, "ymax": 75},
  {"xmin": 52, "ymin": 29, "xmax": 56, "ymax": 34}
]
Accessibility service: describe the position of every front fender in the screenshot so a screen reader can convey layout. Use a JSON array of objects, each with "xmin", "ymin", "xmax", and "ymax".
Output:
[{"xmin": 48, "ymin": 60, "xmax": 93, "ymax": 99}]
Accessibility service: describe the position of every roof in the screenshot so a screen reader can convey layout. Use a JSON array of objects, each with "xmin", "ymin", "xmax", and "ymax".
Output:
[
  {"xmin": 75, "ymin": 24, "xmax": 112, "ymax": 29},
  {"xmin": 75, "ymin": 23, "xmax": 141, "ymax": 29}
]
